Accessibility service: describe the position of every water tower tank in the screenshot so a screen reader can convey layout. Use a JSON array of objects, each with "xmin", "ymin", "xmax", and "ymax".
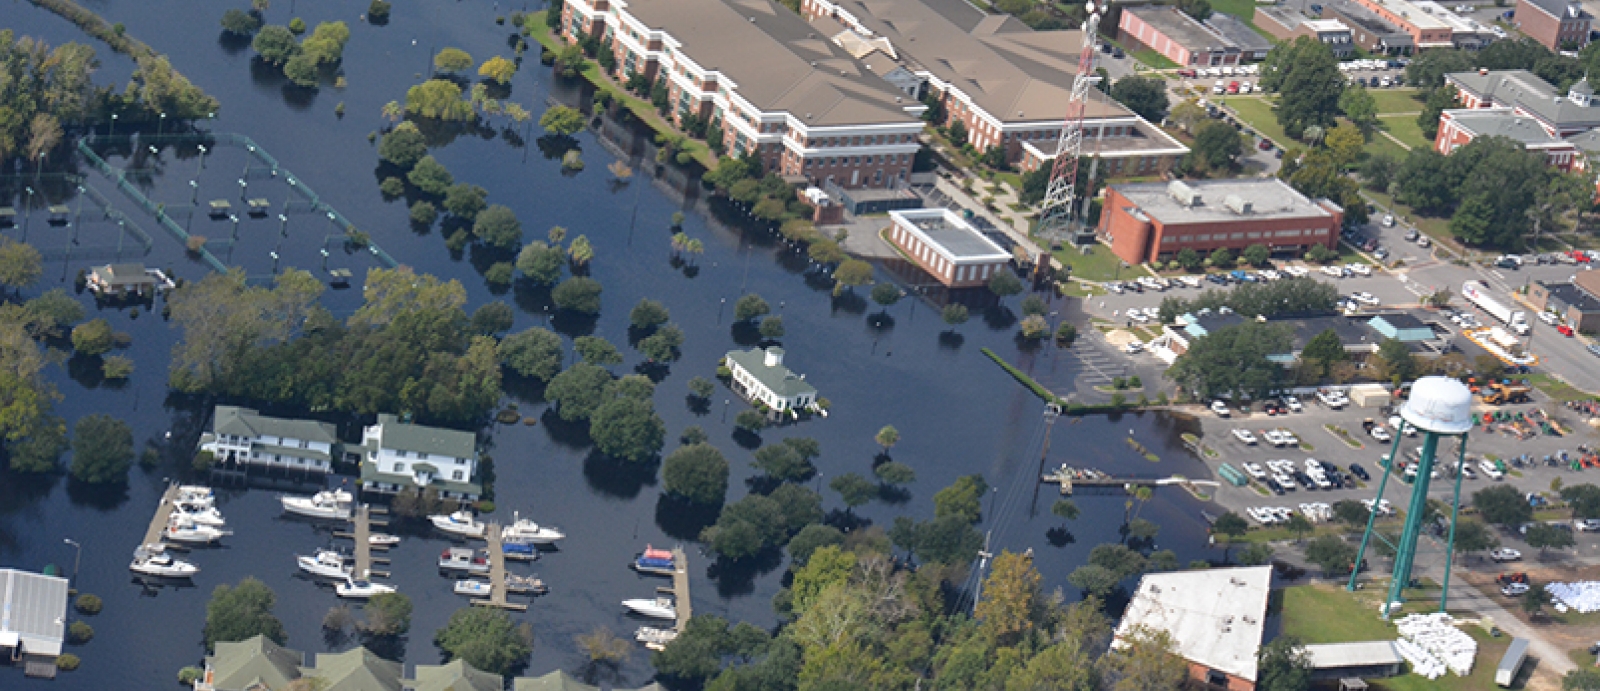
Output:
[{"xmin": 1399, "ymin": 376, "xmax": 1474, "ymax": 435}]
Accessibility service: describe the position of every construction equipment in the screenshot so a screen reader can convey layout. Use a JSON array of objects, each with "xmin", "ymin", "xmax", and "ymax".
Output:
[{"xmin": 1480, "ymin": 380, "xmax": 1532, "ymax": 406}]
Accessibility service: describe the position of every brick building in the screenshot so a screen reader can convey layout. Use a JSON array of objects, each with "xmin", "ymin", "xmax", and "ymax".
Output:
[
  {"xmin": 1445, "ymin": 70, "xmax": 1600, "ymax": 136},
  {"xmin": 1320, "ymin": 0, "xmax": 1415, "ymax": 54},
  {"xmin": 1120, "ymin": 6, "xmax": 1242, "ymax": 67},
  {"xmin": 801, "ymin": 0, "xmax": 1188, "ymax": 172},
  {"xmin": 1514, "ymin": 0, "xmax": 1592, "ymax": 50},
  {"xmin": 1205, "ymin": 14, "xmax": 1275, "ymax": 61},
  {"xmin": 1255, "ymin": 7, "xmax": 1356, "ymax": 57},
  {"xmin": 1434, "ymin": 108, "xmax": 1582, "ymax": 168},
  {"xmin": 1345, "ymin": 0, "xmax": 1456, "ymax": 49},
  {"xmin": 886, "ymin": 208, "xmax": 1012, "ymax": 287},
  {"xmin": 1115, "ymin": 566, "xmax": 1273, "ymax": 691},
  {"xmin": 561, "ymin": 0, "xmax": 926, "ymax": 188},
  {"xmin": 1100, "ymin": 179, "xmax": 1343, "ymax": 265},
  {"xmin": 1529, "ymin": 277, "xmax": 1600, "ymax": 332}
]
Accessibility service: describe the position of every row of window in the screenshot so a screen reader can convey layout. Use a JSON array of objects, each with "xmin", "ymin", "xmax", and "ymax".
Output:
[
  {"xmin": 248, "ymin": 451, "xmax": 326, "ymax": 466},
  {"xmin": 224, "ymin": 434, "xmax": 314, "ymax": 449},
  {"xmin": 389, "ymin": 462, "xmax": 466, "ymax": 481},
  {"xmin": 1158, "ymin": 227, "xmax": 1331, "ymax": 244},
  {"xmin": 802, "ymin": 133, "xmax": 915, "ymax": 147},
  {"xmin": 803, "ymin": 153, "xmax": 909, "ymax": 167}
]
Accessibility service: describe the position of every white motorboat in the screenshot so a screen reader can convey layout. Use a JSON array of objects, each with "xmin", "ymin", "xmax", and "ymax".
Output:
[
  {"xmin": 438, "ymin": 547, "xmax": 490, "ymax": 573},
  {"xmin": 175, "ymin": 485, "xmax": 215, "ymax": 506},
  {"xmin": 369, "ymin": 533, "xmax": 401, "ymax": 547},
  {"xmin": 280, "ymin": 489, "xmax": 354, "ymax": 520},
  {"xmin": 635, "ymin": 626, "xmax": 678, "ymax": 651},
  {"xmin": 164, "ymin": 517, "xmax": 231, "ymax": 543},
  {"xmin": 429, "ymin": 510, "xmax": 486, "ymax": 538},
  {"xmin": 129, "ymin": 547, "xmax": 199, "ymax": 578},
  {"xmin": 297, "ymin": 549, "xmax": 354, "ymax": 579},
  {"xmin": 503, "ymin": 512, "xmax": 564, "ymax": 544},
  {"xmin": 173, "ymin": 501, "xmax": 226, "ymax": 527},
  {"xmin": 453, "ymin": 580, "xmax": 492, "ymax": 596},
  {"xmin": 622, "ymin": 597, "xmax": 677, "ymax": 620},
  {"xmin": 335, "ymin": 576, "xmax": 396, "ymax": 599}
]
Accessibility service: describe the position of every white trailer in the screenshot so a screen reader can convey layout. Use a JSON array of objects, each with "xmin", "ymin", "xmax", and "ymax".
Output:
[
  {"xmin": 1462, "ymin": 281, "xmax": 1526, "ymax": 330},
  {"xmin": 1496, "ymin": 637, "xmax": 1528, "ymax": 686}
]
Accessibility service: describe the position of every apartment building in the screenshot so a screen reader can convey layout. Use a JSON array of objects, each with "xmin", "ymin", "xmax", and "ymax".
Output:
[
  {"xmin": 800, "ymin": 0, "xmax": 1188, "ymax": 173},
  {"xmin": 1514, "ymin": 0, "xmax": 1592, "ymax": 50},
  {"xmin": 562, "ymin": 0, "xmax": 926, "ymax": 188}
]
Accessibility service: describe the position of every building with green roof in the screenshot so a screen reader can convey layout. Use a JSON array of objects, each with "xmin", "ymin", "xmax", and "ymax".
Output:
[
  {"xmin": 409, "ymin": 659, "xmax": 503, "ymax": 691},
  {"xmin": 511, "ymin": 670, "xmax": 664, "ymax": 691},
  {"xmin": 723, "ymin": 347, "xmax": 818, "ymax": 413},
  {"xmin": 359, "ymin": 414, "xmax": 481, "ymax": 501},
  {"xmin": 194, "ymin": 636, "xmax": 306, "ymax": 691},
  {"xmin": 199, "ymin": 406, "xmax": 341, "ymax": 474},
  {"xmin": 309, "ymin": 648, "xmax": 403, "ymax": 691}
]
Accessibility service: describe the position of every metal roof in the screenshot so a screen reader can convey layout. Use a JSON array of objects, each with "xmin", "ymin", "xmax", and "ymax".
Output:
[
  {"xmin": 1128, "ymin": 6, "xmax": 1239, "ymax": 52},
  {"xmin": 1205, "ymin": 13, "xmax": 1274, "ymax": 53},
  {"xmin": 409, "ymin": 660, "xmax": 504, "ymax": 691},
  {"xmin": 1522, "ymin": 0, "xmax": 1589, "ymax": 19},
  {"xmin": 1443, "ymin": 108, "xmax": 1569, "ymax": 146},
  {"xmin": 213, "ymin": 406, "xmax": 339, "ymax": 446},
  {"xmin": 1115, "ymin": 566, "xmax": 1273, "ymax": 682},
  {"xmin": 0, "ymin": 569, "xmax": 68, "ymax": 657},
  {"xmin": 724, "ymin": 347, "xmax": 818, "ymax": 399},
  {"xmin": 1303, "ymin": 641, "xmax": 1405, "ymax": 669},
  {"xmin": 1447, "ymin": 70, "xmax": 1600, "ymax": 130},
  {"xmin": 93, "ymin": 263, "xmax": 158, "ymax": 287},
  {"xmin": 369, "ymin": 415, "xmax": 475, "ymax": 460},
  {"xmin": 889, "ymin": 208, "xmax": 1011, "ymax": 262},
  {"xmin": 203, "ymin": 635, "xmax": 306, "ymax": 691},
  {"xmin": 311, "ymin": 647, "xmax": 404, "ymax": 691}
]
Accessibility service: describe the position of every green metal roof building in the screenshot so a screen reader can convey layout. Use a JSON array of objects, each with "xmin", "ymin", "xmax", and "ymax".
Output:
[
  {"xmin": 724, "ymin": 347, "xmax": 818, "ymax": 412},
  {"xmin": 359, "ymin": 414, "xmax": 482, "ymax": 501},
  {"xmin": 199, "ymin": 406, "xmax": 341, "ymax": 473}
]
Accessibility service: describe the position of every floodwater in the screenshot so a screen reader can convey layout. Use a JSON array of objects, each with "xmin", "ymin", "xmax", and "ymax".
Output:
[{"xmin": 1, "ymin": 1, "xmax": 1219, "ymax": 687}]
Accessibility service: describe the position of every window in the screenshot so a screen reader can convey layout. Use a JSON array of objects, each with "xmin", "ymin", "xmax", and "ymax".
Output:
[
  {"xmin": 299, "ymin": 439, "xmax": 309, "ymax": 448},
  {"xmin": 418, "ymin": 453, "xmax": 429, "ymax": 460},
  {"xmin": 393, "ymin": 463, "xmax": 403, "ymax": 473},
  {"xmin": 453, "ymin": 470, "xmax": 464, "ymax": 481}
]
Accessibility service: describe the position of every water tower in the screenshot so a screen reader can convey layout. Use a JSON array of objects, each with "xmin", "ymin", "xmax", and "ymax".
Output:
[{"xmin": 1348, "ymin": 376, "xmax": 1474, "ymax": 618}]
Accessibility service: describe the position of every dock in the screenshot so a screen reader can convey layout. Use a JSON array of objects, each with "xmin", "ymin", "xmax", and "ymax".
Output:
[
  {"xmin": 140, "ymin": 484, "xmax": 181, "ymax": 548},
  {"xmin": 1040, "ymin": 465, "xmax": 1219, "ymax": 495},
  {"xmin": 472, "ymin": 523, "xmax": 528, "ymax": 611},
  {"xmin": 660, "ymin": 548, "xmax": 691, "ymax": 632},
  {"xmin": 347, "ymin": 504, "xmax": 390, "ymax": 578}
]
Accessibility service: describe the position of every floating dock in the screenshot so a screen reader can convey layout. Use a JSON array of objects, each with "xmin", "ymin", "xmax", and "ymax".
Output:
[
  {"xmin": 472, "ymin": 523, "xmax": 528, "ymax": 611},
  {"xmin": 1040, "ymin": 465, "xmax": 1219, "ymax": 495},
  {"xmin": 140, "ymin": 484, "xmax": 181, "ymax": 548},
  {"xmin": 347, "ymin": 504, "xmax": 389, "ymax": 578},
  {"xmin": 662, "ymin": 547, "xmax": 691, "ymax": 632}
]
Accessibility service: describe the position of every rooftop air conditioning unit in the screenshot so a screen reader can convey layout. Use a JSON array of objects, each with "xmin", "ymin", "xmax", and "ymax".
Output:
[
  {"xmin": 1167, "ymin": 180, "xmax": 1202, "ymax": 207},
  {"xmin": 1224, "ymin": 194, "xmax": 1253, "ymax": 214}
]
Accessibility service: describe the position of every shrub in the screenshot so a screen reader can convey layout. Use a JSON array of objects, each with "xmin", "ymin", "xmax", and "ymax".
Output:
[
  {"xmin": 56, "ymin": 654, "xmax": 80, "ymax": 671},
  {"xmin": 75, "ymin": 594, "xmax": 103, "ymax": 615},
  {"xmin": 178, "ymin": 667, "xmax": 203, "ymax": 685},
  {"xmin": 68, "ymin": 621, "xmax": 94, "ymax": 644}
]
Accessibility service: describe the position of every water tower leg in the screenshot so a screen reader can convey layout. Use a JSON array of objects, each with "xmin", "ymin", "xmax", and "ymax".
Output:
[
  {"xmin": 1350, "ymin": 431, "xmax": 1409, "ymax": 593},
  {"xmin": 1439, "ymin": 435, "xmax": 1469, "ymax": 613},
  {"xmin": 1388, "ymin": 432, "xmax": 1443, "ymax": 613}
]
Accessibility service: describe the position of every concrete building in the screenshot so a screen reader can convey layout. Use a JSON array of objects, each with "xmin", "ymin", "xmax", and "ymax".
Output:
[
  {"xmin": 1206, "ymin": 14, "xmax": 1275, "ymax": 61},
  {"xmin": 563, "ymin": 0, "xmax": 926, "ymax": 188},
  {"xmin": 1114, "ymin": 565, "xmax": 1273, "ymax": 690},
  {"xmin": 0, "ymin": 569, "xmax": 68, "ymax": 679},
  {"xmin": 1100, "ymin": 179, "xmax": 1342, "ymax": 265},
  {"xmin": 198, "ymin": 406, "xmax": 340, "ymax": 474},
  {"xmin": 1321, "ymin": 0, "xmax": 1415, "ymax": 54},
  {"xmin": 1256, "ymin": 7, "xmax": 1357, "ymax": 57},
  {"xmin": 1120, "ymin": 6, "xmax": 1242, "ymax": 66},
  {"xmin": 1303, "ymin": 642, "xmax": 1406, "ymax": 680},
  {"xmin": 1514, "ymin": 0, "xmax": 1593, "ymax": 50},
  {"xmin": 1346, "ymin": 0, "xmax": 1456, "ymax": 49},
  {"xmin": 886, "ymin": 208, "xmax": 1012, "ymax": 287},
  {"xmin": 1529, "ymin": 278, "xmax": 1600, "ymax": 332},
  {"xmin": 1445, "ymin": 70, "xmax": 1600, "ymax": 136},
  {"xmin": 724, "ymin": 347, "xmax": 819, "ymax": 412},
  {"xmin": 1434, "ymin": 108, "xmax": 1582, "ymax": 168},
  {"xmin": 359, "ymin": 414, "xmax": 481, "ymax": 502},
  {"xmin": 801, "ymin": 0, "xmax": 1188, "ymax": 172}
]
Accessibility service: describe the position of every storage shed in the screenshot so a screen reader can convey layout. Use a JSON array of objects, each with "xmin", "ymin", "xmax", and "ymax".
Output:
[{"xmin": 1348, "ymin": 384, "xmax": 1392, "ymax": 408}]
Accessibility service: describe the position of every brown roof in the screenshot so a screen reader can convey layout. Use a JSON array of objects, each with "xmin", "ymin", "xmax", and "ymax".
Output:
[
  {"xmin": 812, "ymin": 0, "xmax": 1132, "ymax": 124},
  {"xmin": 618, "ymin": 0, "xmax": 922, "ymax": 127}
]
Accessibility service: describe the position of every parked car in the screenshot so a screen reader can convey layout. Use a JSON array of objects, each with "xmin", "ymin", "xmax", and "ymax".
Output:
[
  {"xmin": 1501, "ymin": 582, "xmax": 1530, "ymax": 596},
  {"xmin": 1576, "ymin": 518, "xmax": 1600, "ymax": 532},
  {"xmin": 1349, "ymin": 463, "xmax": 1370, "ymax": 481},
  {"xmin": 1381, "ymin": 214, "xmax": 1395, "ymax": 227},
  {"xmin": 1490, "ymin": 548, "xmax": 1523, "ymax": 563},
  {"xmin": 1559, "ymin": 325, "xmax": 1576, "ymax": 337},
  {"xmin": 1232, "ymin": 429, "xmax": 1259, "ymax": 444},
  {"xmin": 1284, "ymin": 395, "xmax": 1304, "ymax": 413},
  {"xmin": 1211, "ymin": 400, "xmax": 1231, "ymax": 417},
  {"xmin": 1177, "ymin": 69, "xmax": 1197, "ymax": 77}
]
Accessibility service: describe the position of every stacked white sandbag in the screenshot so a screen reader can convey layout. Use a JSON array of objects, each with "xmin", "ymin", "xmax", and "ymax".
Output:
[
  {"xmin": 1393, "ymin": 636, "xmax": 1445, "ymax": 679},
  {"xmin": 1395, "ymin": 613, "xmax": 1476, "ymax": 676},
  {"xmin": 1546, "ymin": 581, "xmax": 1600, "ymax": 613}
]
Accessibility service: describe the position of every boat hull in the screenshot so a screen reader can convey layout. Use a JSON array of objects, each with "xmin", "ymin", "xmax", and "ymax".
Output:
[
  {"xmin": 453, "ymin": 581, "xmax": 492, "ymax": 596},
  {"xmin": 281, "ymin": 500, "xmax": 351, "ymax": 520},
  {"xmin": 129, "ymin": 561, "xmax": 198, "ymax": 578},
  {"xmin": 297, "ymin": 556, "xmax": 353, "ymax": 579},
  {"xmin": 622, "ymin": 599, "xmax": 676, "ymax": 619}
]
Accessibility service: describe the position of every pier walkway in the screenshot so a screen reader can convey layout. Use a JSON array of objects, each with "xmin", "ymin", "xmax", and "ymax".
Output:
[
  {"xmin": 473, "ymin": 523, "xmax": 527, "ymax": 611},
  {"xmin": 140, "ymin": 484, "xmax": 181, "ymax": 547}
]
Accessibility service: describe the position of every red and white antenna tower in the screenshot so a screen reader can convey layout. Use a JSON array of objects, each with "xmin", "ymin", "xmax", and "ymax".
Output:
[{"xmin": 1038, "ymin": 4, "xmax": 1103, "ymax": 240}]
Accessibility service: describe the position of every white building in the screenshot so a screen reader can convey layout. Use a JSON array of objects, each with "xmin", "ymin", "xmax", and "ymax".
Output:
[
  {"xmin": 359, "ymin": 414, "xmax": 481, "ymax": 501},
  {"xmin": 724, "ymin": 347, "xmax": 818, "ymax": 413},
  {"xmin": 887, "ymin": 208, "xmax": 1012, "ymax": 288},
  {"xmin": 0, "ymin": 568, "xmax": 69, "ymax": 679},
  {"xmin": 1114, "ymin": 565, "xmax": 1273, "ymax": 690},
  {"xmin": 198, "ymin": 406, "xmax": 340, "ymax": 473}
]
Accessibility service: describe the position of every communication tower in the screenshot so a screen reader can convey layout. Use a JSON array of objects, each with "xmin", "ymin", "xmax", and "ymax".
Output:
[{"xmin": 1038, "ymin": 4, "xmax": 1104, "ymax": 244}]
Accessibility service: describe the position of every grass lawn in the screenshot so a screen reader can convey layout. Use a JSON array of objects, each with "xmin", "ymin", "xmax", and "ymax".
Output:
[
  {"xmin": 1224, "ymin": 97, "xmax": 1291, "ymax": 147},
  {"xmin": 1132, "ymin": 49, "xmax": 1179, "ymax": 70},
  {"xmin": 527, "ymin": 13, "xmax": 715, "ymax": 169},
  {"xmin": 1050, "ymin": 243, "xmax": 1131, "ymax": 282},
  {"xmin": 1377, "ymin": 114, "xmax": 1431, "ymax": 150},
  {"xmin": 1528, "ymin": 372, "xmax": 1595, "ymax": 401},
  {"xmin": 1367, "ymin": 88, "xmax": 1427, "ymax": 114},
  {"xmin": 1282, "ymin": 584, "xmax": 1399, "ymax": 643}
]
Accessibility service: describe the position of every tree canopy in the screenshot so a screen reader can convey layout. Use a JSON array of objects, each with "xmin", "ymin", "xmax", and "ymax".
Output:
[
  {"xmin": 433, "ymin": 607, "xmax": 533, "ymax": 676},
  {"xmin": 1110, "ymin": 76, "xmax": 1169, "ymax": 122},
  {"xmin": 591, "ymin": 397, "xmax": 666, "ymax": 462},
  {"xmin": 69, "ymin": 414, "xmax": 132, "ymax": 484},
  {"xmin": 540, "ymin": 105, "xmax": 585, "ymax": 137},
  {"xmin": 663, "ymin": 443, "xmax": 730, "ymax": 505},
  {"xmin": 1264, "ymin": 38, "xmax": 1344, "ymax": 139},
  {"xmin": 204, "ymin": 578, "xmax": 285, "ymax": 651},
  {"xmin": 1167, "ymin": 321, "xmax": 1291, "ymax": 400},
  {"xmin": 473, "ymin": 204, "xmax": 523, "ymax": 250}
]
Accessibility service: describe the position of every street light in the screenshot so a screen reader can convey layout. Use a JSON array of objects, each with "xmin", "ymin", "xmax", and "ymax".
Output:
[
  {"xmin": 157, "ymin": 112, "xmax": 166, "ymax": 138},
  {"xmin": 63, "ymin": 538, "xmax": 81, "ymax": 586},
  {"xmin": 280, "ymin": 214, "xmax": 289, "ymax": 237},
  {"xmin": 238, "ymin": 178, "xmax": 248, "ymax": 201},
  {"xmin": 229, "ymin": 214, "xmax": 240, "ymax": 240},
  {"xmin": 109, "ymin": 113, "xmax": 118, "ymax": 138},
  {"xmin": 196, "ymin": 144, "xmax": 208, "ymax": 176},
  {"xmin": 320, "ymin": 248, "xmax": 330, "ymax": 271},
  {"xmin": 270, "ymin": 251, "xmax": 281, "ymax": 274},
  {"xmin": 190, "ymin": 180, "xmax": 199, "ymax": 205},
  {"xmin": 22, "ymin": 186, "xmax": 34, "ymax": 242}
]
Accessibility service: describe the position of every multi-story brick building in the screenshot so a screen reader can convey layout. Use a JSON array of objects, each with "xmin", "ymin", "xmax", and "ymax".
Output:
[
  {"xmin": 1100, "ymin": 179, "xmax": 1343, "ymax": 265},
  {"xmin": 561, "ymin": 0, "xmax": 927, "ymax": 188},
  {"xmin": 1256, "ymin": 7, "xmax": 1357, "ymax": 57},
  {"xmin": 1120, "ymin": 6, "xmax": 1242, "ymax": 67},
  {"xmin": 1345, "ymin": 0, "xmax": 1456, "ymax": 49},
  {"xmin": 886, "ymin": 208, "xmax": 1012, "ymax": 287},
  {"xmin": 1514, "ymin": 0, "xmax": 1592, "ymax": 50},
  {"xmin": 799, "ymin": 0, "xmax": 1188, "ymax": 173},
  {"xmin": 1445, "ymin": 69, "xmax": 1600, "ymax": 136},
  {"xmin": 1434, "ymin": 108, "xmax": 1582, "ymax": 168},
  {"xmin": 1320, "ymin": 0, "xmax": 1415, "ymax": 54}
]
